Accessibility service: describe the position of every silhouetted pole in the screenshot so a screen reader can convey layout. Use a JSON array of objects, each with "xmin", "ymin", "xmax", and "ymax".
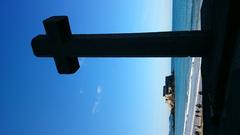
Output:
[{"xmin": 31, "ymin": 16, "xmax": 211, "ymax": 74}]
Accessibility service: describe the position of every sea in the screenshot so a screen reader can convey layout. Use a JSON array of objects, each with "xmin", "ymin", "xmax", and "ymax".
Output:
[{"xmin": 171, "ymin": 0, "xmax": 203, "ymax": 135}]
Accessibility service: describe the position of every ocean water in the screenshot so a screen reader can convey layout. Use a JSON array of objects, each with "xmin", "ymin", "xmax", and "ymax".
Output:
[
  {"xmin": 171, "ymin": 58, "xmax": 192, "ymax": 135},
  {"xmin": 171, "ymin": 0, "xmax": 203, "ymax": 135},
  {"xmin": 172, "ymin": 0, "xmax": 202, "ymax": 31}
]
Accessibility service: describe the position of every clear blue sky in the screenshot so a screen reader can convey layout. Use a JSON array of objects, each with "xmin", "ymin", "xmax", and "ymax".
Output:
[{"xmin": 0, "ymin": 0, "xmax": 172, "ymax": 135}]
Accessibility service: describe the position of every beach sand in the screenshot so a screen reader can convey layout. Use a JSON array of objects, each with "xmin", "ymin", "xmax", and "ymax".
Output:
[{"xmin": 183, "ymin": 58, "xmax": 203, "ymax": 135}]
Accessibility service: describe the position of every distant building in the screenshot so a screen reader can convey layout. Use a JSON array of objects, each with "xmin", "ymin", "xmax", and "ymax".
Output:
[
  {"xmin": 163, "ymin": 74, "xmax": 175, "ymax": 110},
  {"xmin": 162, "ymin": 73, "xmax": 175, "ymax": 135},
  {"xmin": 163, "ymin": 74, "xmax": 175, "ymax": 97}
]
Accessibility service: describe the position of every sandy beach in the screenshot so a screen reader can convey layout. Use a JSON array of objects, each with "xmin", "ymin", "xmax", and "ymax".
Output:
[{"xmin": 183, "ymin": 58, "xmax": 203, "ymax": 135}]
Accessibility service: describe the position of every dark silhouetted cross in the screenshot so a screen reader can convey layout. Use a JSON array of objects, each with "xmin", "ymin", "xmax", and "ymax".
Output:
[{"xmin": 31, "ymin": 16, "xmax": 211, "ymax": 74}]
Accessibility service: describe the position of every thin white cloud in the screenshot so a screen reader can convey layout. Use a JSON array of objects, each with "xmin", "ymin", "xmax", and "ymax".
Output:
[
  {"xmin": 92, "ymin": 101, "xmax": 100, "ymax": 114},
  {"xmin": 97, "ymin": 85, "xmax": 102, "ymax": 94},
  {"xmin": 92, "ymin": 85, "xmax": 103, "ymax": 114},
  {"xmin": 79, "ymin": 89, "xmax": 84, "ymax": 94}
]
